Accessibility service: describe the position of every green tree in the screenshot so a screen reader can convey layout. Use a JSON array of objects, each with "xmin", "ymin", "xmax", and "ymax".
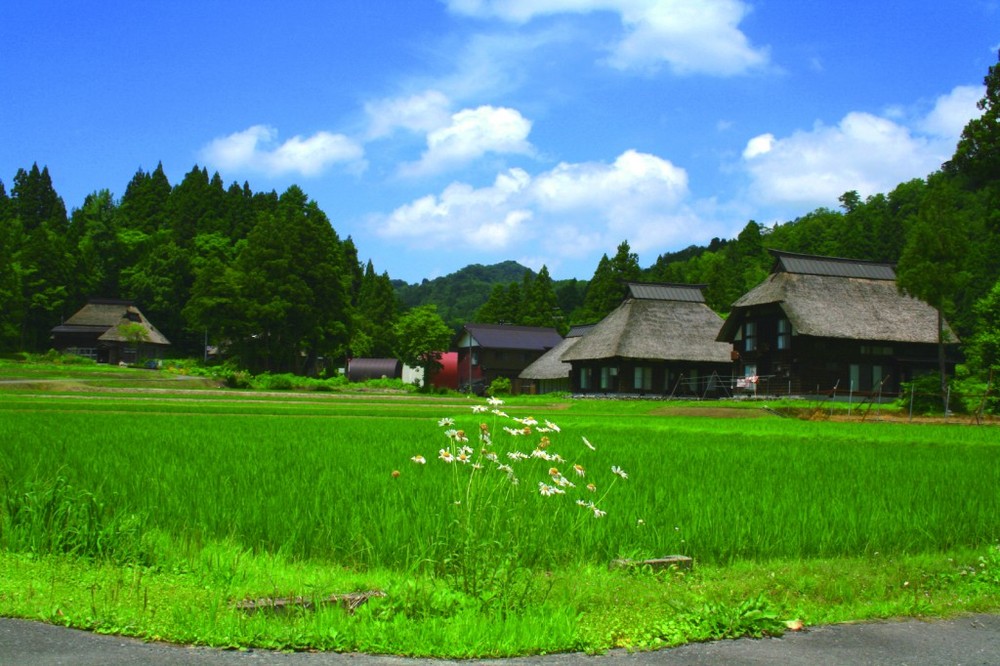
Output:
[
  {"xmin": 352, "ymin": 260, "xmax": 398, "ymax": 357},
  {"xmin": 967, "ymin": 278, "xmax": 1000, "ymax": 377},
  {"xmin": 896, "ymin": 178, "xmax": 972, "ymax": 408},
  {"xmin": 11, "ymin": 164, "xmax": 73, "ymax": 351},
  {"xmin": 234, "ymin": 186, "xmax": 349, "ymax": 374},
  {"xmin": 522, "ymin": 265, "xmax": 562, "ymax": 330},
  {"xmin": 946, "ymin": 50, "xmax": 1000, "ymax": 190},
  {"xmin": 393, "ymin": 305, "xmax": 453, "ymax": 391},
  {"xmin": 0, "ymin": 181, "xmax": 25, "ymax": 349}
]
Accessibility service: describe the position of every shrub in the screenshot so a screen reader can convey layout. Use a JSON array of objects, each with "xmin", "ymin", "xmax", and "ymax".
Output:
[{"xmin": 486, "ymin": 377, "xmax": 511, "ymax": 397}]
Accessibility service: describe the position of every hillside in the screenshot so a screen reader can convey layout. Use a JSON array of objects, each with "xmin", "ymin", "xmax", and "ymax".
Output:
[{"xmin": 392, "ymin": 260, "xmax": 534, "ymax": 328}]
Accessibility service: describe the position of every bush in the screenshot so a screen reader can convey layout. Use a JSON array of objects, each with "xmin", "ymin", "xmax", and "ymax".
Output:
[
  {"xmin": 486, "ymin": 377, "xmax": 512, "ymax": 397},
  {"xmin": 897, "ymin": 373, "xmax": 968, "ymax": 415}
]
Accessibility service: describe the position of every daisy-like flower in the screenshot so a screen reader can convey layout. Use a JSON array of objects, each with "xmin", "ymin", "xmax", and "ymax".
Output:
[
  {"xmin": 553, "ymin": 475, "xmax": 574, "ymax": 489},
  {"xmin": 438, "ymin": 417, "xmax": 455, "ymax": 427},
  {"xmin": 503, "ymin": 426, "xmax": 523, "ymax": 436},
  {"xmin": 491, "ymin": 409, "xmax": 508, "ymax": 418},
  {"xmin": 439, "ymin": 449, "xmax": 455, "ymax": 463},
  {"xmin": 487, "ymin": 396, "xmax": 504, "ymax": 406},
  {"xmin": 497, "ymin": 463, "xmax": 513, "ymax": 474},
  {"xmin": 582, "ymin": 436, "xmax": 596, "ymax": 451},
  {"xmin": 484, "ymin": 452, "xmax": 499, "ymax": 462},
  {"xmin": 538, "ymin": 436, "xmax": 551, "ymax": 449},
  {"xmin": 507, "ymin": 451, "xmax": 528, "ymax": 460},
  {"xmin": 472, "ymin": 405, "xmax": 488, "ymax": 414},
  {"xmin": 576, "ymin": 499, "xmax": 591, "ymax": 508},
  {"xmin": 611, "ymin": 465, "xmax": 628, "ymax": 480},
  {"xmin": 471, "ymin": 463, "xmax": 483, "ymax": 470},
  {"xmin": 592, "ymin": 507, "xmax": 607, "ymax": 518},
  {"xmin": 573, "ymin": 464, "xmax": 586, "ymax": 477},
  {"xmin": 586, "ymin": 483, "xmax": 597, "ymax": 492},
  {"xmin": 545, "ymin": 420, "xmax": 561, "ymax": 432},
  {"xmin": 521, "ymin": 426, "xmax": 532, "ymax": 435},
  {"xmin": 514, "ymin": 416, "xmax": 538, "ymax": 427},
  {"xmin": 538, "ymin": 483, "xmax": 564, "ymax": 496},
  {"xmin": 531, "ymin": 449, "xmax": 551, "ymax": 460},
  {"xmin": 548, "ymin": 467, "xmax": 560, "ymax": 477},
  {"xmin": 550, "ymin": 453, "xmax": 565, "ymax": 463},
  {"xmin": 411, "ymin": 455, "xmax": 427, "ymax": 464}
]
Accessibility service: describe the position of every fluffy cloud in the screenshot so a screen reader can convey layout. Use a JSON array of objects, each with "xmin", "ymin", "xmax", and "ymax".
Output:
[
  {"xmin": 741, "ymin": 85, "xmax": 984, "ymax": 207},
  {"xmin": 200, "ymin": 125, "xmax": 364, "ymax": 177},
  {"xmin": 379, "ymin": 149, "xmax": 714, "ymax": 268},
  {"xmin": 401, "ymin": 105, "xmax": 534, "ymax": 176},
  {"xmin": 364, "ymin": 90, "xmax": 453, "ymax": 139},
  {"xmin": 446, "ymin": 0, "xmax": 769, "ymax": 75}
]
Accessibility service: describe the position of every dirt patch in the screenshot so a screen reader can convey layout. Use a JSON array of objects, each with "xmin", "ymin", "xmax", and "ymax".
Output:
[{"xmin": 647, "ymin": 405, "xmax": 770, "ymax": 418}]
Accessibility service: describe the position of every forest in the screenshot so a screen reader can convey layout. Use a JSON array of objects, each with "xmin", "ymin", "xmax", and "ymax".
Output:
[{"xmin": 1, "ymin": 54, "xmax": 999, "ymax": 381}]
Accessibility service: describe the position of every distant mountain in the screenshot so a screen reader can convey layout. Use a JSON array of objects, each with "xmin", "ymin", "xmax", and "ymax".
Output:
[{"xmin": 393, "ymin": 261, "xmax": 535, "ymax": 328}]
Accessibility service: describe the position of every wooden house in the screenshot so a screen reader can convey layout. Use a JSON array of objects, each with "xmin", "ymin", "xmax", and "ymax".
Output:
[
  {"xmin": 51, "ymin": 298, "xmax": 171, "ymax": 364},
  {"xmin": 518, "ymin": 325, "xmax": 594, "ymax": 394},
  {"xmin": 561, "ymin": 283, "xmax": 733, "ymax": 396},
  {"xmin": 716, "ymin": 250, "xmax": 956, "ymax": 397},
  {"xmin": 456, "ymin": 324, "xmax": 563, "ymax": 395}
]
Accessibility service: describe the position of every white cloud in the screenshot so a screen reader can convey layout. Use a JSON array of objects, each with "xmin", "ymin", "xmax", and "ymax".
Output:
[
  {"xmin": 200, "ymin": 125, "xmax": 364, "ymax": 177},
  {"xmin": 378, "ymin": 169, "xmax": 534, "ymax": 249},
  {"xmin": 401, "ymin": 105, "xmax": 534, "ymax": 176},
  {"xmin": 916, "ymin": 85, "xmax": 983, "ymax": 139},
  {"xmin": 379, "ymin": 149, "xmax": 718, "ymax": 268},
  {"xmin": 741, "ymin": 86, "xmax": 984, "ymax": 208},
  {"xmin": 445, "ymin": 0, "xmax": 769, "ymax": 75},
  {"xmin": 364, "ymin": 90, "xmax": 453, "ymax": 139}
]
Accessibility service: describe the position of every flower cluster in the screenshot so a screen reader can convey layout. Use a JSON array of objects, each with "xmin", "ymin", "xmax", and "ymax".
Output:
[{"xmin": 408, "ymin": 397, "xmax": 628, "ymax": 519}]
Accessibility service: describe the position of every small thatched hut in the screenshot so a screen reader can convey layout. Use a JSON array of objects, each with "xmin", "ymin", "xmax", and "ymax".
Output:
[
  {"xmin": 518, "ymin": 325, "xmax": 594, "ymax": 394},
  {"xmin": 561, "ymin": 283, "xmax": 733, "ymax": 396},
  {"xmin": 51, "ymin": 298, "xmax": 170, "ymax": 364},
  {"xmin": 717, "ymin": 250, "xmax": 956, "ymax": 396}
]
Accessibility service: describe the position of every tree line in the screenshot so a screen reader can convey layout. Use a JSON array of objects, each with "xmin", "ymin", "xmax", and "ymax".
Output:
[{"xmin": 2, "ymin": 54, "xmax": 999, "ymax": 382}]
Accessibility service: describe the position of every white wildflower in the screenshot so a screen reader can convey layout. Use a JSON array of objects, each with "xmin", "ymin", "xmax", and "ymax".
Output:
[
  {"xmin": 438, "ymin": 417, "xmax": 455, "ymax": 427},
  {"xmin": 582, "ymin": 436, "xmax": 596, "ymax": 451},
  {"xmin": 611, "ymin": 465, "xmax": 628, "ymax": 480},
  {"xmin": 410, "ymin": 455, "xmax": 426, "ymax": 464}
]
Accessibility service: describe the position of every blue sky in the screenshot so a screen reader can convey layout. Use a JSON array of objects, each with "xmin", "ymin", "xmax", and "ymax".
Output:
[{"xmin": 2, "ymin": 2, "xmax": 998, "ymax": 283}]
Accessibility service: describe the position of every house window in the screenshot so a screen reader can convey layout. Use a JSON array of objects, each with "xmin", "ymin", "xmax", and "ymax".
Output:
[
  {"xmin": 872, "ymin": 364, "xmax": 884, "ymax": 390},
  {"xmin": 600, "ymin": 366, "xmax": 617, "ymax": 390},
  {"xmin": 579, "ymin": 367, "xmax": 591, "ymax": 390},
  {"xmin": 634, "ymin": 366, "xmax": 652, "ymax": 391},
  {"xmin": 471, "ymin": 349, "xmax": 480, "ymax": 366},
  {"xmin": 687, "ymin": 368, "xmax": 700, "ymax": 392},
  {"xmin": 777, "ymin": 319, "xmax": 791, "ymax": 350},
  {"xmin": 744, "ymin": 321, "xmax": 756, "ymax": 352}
]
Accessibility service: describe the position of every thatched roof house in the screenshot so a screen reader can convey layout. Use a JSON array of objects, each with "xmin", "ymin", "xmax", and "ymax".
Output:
[
  {"xmin": 717, "ymin": 250, "xmax": 955, "ymax": 396},
  {"xmin": 561, "ymin": 283, "xmax": 732, "ymax": 396},
  {"xmin": 518, "ymin": 325, "xmax": 594, "ymax": 394},
  {"xmin": 51, "ymin": 298, "xmax": 170, "ymax": 364}
]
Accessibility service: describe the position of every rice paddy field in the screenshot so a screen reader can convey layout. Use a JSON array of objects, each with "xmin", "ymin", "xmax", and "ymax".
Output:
[{"xmin": 1, "ymin": 373, "xmax": 999, "ymax": 656}]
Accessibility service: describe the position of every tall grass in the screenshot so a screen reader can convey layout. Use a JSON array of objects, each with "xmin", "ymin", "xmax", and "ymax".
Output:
[{"xmin": 1, "ymin": 399, "xmax": 998, "ymax": 569}]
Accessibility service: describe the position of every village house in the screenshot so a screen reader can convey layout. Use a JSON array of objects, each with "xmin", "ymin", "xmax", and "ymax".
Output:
[
  {"xmin": 518, "ymin": 324, "xmax": 594, "ymax": 394},
  {"xmin": 561, "ymin": 283, "xmax": 733, "ymax": 397},
  {"xmin": 456, "ymin": 323, "xmax": 563, "ymax": 395},
  {"xmin": 51, "ymin": 298, "xmax": 171, "ymax": 364},
  {"xmin": 716, "ymin": 250, "xmax": 957, "ymax": 397}
]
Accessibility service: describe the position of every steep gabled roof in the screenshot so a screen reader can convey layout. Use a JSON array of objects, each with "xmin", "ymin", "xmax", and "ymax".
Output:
[
  {"xmin": 717, "ymin": 252, "xmax": 950, "ymax": 344},
  {"xmin": 52, "ymin": 299, "xmax": 171, "ymax": 346},
  {"xmin": 462, "ymin": 324, "xmax": 562, "ymax": 351},
  {"xmin": 561, "ymin": 284, "xmax": 731, "ymax": 364}
]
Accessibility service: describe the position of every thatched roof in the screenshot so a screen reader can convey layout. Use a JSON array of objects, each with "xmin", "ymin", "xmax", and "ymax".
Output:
[
  {"xmin": 518, "ymin": 327, "xmax": 595, "ymax": 380},
  {"xmin": 52, "ymin": 299, "xmax": 171, "ymax": 346},
  {"xmin": 561, "ymin": 283, "xmax": 732, "ymax": 364},
  {"xmin": 717, "ymin": 251, "xmax": 951, "ymax": 344}
]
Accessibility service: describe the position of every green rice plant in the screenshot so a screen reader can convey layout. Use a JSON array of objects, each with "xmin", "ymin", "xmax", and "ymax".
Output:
[
  {"xmin": 396, "ymin": 397, "xmax": 630, "ymax": 613},
  {"xmin": 0, "ymin": 474, "xmax": 144, "ymax": 563}
]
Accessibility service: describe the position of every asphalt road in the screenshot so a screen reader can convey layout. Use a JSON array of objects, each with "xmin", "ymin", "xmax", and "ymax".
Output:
[{"xmin": 2, "ymin": 615, "xmax": 1000, "ymax": 665}]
